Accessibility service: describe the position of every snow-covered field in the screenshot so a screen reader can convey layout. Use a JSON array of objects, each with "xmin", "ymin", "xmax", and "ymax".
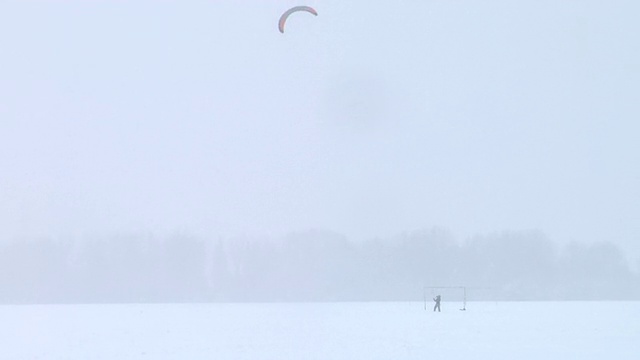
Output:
[{"xmin": 2, "ymin": 301, "xmax": 638, "ymax": 360}]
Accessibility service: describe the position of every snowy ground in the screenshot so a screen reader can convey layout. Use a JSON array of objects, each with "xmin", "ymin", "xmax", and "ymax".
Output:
[{"xmin": 2, "ymin": 301, "xmax": 638, "ymax": 360}]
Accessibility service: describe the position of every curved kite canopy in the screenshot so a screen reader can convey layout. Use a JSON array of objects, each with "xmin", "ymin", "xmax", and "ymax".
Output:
[{"xmin": 278, "ymin": 6, "xmax": 318, "ymax": 33}]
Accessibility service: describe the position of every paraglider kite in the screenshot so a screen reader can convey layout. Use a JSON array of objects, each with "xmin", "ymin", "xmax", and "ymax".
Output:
[{"xmin": 278, "ymin": 6, "xmax": 318, "ymax": 33}]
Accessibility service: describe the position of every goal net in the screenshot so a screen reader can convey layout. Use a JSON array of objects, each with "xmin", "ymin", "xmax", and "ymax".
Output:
[{"xmin": 423, "ymin": 286, "xmax": 468, "ymax": 311}]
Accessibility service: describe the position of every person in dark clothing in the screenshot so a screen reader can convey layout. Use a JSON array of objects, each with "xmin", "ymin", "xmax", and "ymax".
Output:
[{"xmin": 433, "ymin": 295, "xmax": 441, "ymax": 312}]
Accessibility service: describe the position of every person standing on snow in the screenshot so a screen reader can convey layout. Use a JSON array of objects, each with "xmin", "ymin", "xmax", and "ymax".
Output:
[{"xmin": 433, "ymin": 295, "xmax": 441, "ymax": 312}]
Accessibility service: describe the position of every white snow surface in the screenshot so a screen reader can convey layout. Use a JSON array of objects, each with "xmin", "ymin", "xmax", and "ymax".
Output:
[{"xmin": 2, "ymin": 302, "xmax": 638, "ymax": 360}]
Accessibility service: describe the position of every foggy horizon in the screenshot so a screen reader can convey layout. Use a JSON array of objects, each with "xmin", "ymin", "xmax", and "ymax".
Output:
[{"xmin": 2, "ymin": 227, "xmax": 638, "ymax": 303}]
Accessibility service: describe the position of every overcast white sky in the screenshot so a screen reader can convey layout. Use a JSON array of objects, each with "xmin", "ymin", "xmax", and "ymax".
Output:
[{"xmin": 0, "ymin": 1, "xmax": 638, "ymax": 258}]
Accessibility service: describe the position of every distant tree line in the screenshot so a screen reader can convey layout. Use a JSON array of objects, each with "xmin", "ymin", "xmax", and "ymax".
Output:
[{"xmin": 0, "ymin": 229, "xmax": 638, "ymax": 303}]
